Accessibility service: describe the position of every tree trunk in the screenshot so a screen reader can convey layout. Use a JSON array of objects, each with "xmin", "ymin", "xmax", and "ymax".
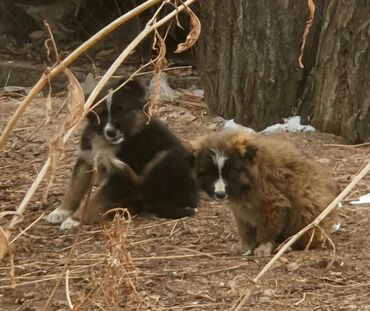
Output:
[
  {"xmin": 300, "ymin": 0, "xmax": 370, "ymax": 142},
  {"xmin": 197, "ymin": 0, "xmax": 369, "ymax": 142},
  {"xmin": 197, "ymin": 0, "xmax": 318, "ymax": 130}
]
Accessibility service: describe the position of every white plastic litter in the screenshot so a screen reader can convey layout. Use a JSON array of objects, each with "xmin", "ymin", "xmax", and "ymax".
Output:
[
  {"xmin": 262, "ymin": 116, "xmax": 315, "ymax": 133},
  {"xmin": 224, "ymin": 119, "xmax": 256, "ymax": 133},
  {"xmin": 80, "ymin": 73, "xmax": 98, "ymax": 95},
  {"xmin": 148, "ymin": 72, "xmax": 179, "ymax": 101},
  {"xmin": 350, "ymin": 193, "xmax": 370, "ymax": 205},
  {"xmin": 191, "ymin": 89, "xmax": 204, "ymax": 97},
  {"xmin": 223, "ymin": 116, "xmax": 315, "ymax": 134},
  {"xmin": 332, "ymin": 223, "xmax": 341, "ymax": 232},
  {"xmin": 331, "ymin": 202, "xmax": 343, "ymax": 232}
]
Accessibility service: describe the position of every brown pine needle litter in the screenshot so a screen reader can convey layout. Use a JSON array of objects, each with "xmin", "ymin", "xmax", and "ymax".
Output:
[{"xmin": 1, "ymin": 0, "xmax": 370, "ymax": 310}]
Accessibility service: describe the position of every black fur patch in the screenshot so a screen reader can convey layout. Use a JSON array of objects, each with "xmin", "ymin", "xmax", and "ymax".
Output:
[{"xmin": 81, "ymin": 79, "xmax": 198, "ymax": 219}]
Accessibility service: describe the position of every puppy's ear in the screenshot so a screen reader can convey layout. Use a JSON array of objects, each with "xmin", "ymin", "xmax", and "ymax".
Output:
[
  {"xmin": 186, "ymin": 152, "xmax": 196, "ymax": 168},
  {"xmin": 189, "ymin": 137, "xmax": 206, "ymax": 157},
  {"xmin": 122, "ymin": 79, "xmax": 146, "ymax": 99},
  {"xmin": 229, "ymin": 131, "xmax": 257, "ymax": 160},
  {"xmin": 86, "ymin": 108, "xmax": 101, "ymax": 124},
  {"xmin": 244, "ymin": 143, "xmax": 257, "ymax": 161}
]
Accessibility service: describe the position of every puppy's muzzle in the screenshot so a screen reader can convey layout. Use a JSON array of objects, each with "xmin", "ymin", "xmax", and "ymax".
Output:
[
  {"xmin": 103, "ymin": 126, "xmax": 124, "ymax": 144},
  {"xmin": 105, "ymin": 128, "xmax": 116, "ymax": 139},
  {"xmin": 214, "ymin": 191, "xmax": 227, "ymax": 200}
]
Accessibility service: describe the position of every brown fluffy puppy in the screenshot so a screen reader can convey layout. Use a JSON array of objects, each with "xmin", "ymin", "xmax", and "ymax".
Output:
[{"xmin": 193, "ymin": 130, "xmax": 340, "ymax": 256}]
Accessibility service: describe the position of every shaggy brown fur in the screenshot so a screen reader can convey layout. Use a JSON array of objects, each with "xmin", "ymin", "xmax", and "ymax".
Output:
[{"xmin": 193, "ymin": 130, "xmax": 340, "ymax": 256}]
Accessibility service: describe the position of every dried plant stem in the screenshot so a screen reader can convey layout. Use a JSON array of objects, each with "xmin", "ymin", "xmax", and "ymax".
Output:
[
  {"xmin": 83, "ymin": 0, "xmax": 197, "ymax": 114},
  {"xmin": 65, "ymin": 269, "xmax": 73, "ymax": 310},
  {"xmin": 232, "ymin": 161, "xmax": 370, "ymax": 311},
  {"xmin": 10, "ymin": 213, "xmax": 45, "ymax": 243},
  {"xmin": 324, "ymin": 142, "xmax": 370, "ymax": 148},
  {"xmin": 133, "ymin": 252, "xmax": 224, "ymax": 261},
  {"xmin": 44, "ymin": 21, "xmax": 60, "ymax": 64},
  {"xmin": 298, "ymin": 0, "xmax": 315, "ymax": 68},
  {"xmin": 0, "ymin": 226, "xmax": 14, "ymax": 285},
  {"xmin": 10, "ymin": 0, "xmax": 198, "ymax": 225},
  {"xmin": 102, "ymin": 65, "xmax": 193, "ymax": 78},
  {"xmin": 0, "ymin": 211, "xmax": 23, "ymax": 228},
  {"xmin": 0, "ymin": 0, "xmax": 163, "ymax": 149},
  {"xmin": 10, "ymin": 159, "xmax": 50, "ymax": 227},
  {"xmin": 42, "ymin": 169, "xmax": 96, "ymax": 311}
]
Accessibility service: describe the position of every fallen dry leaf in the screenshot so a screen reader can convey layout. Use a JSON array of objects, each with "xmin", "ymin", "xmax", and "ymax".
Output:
[
  {"xmin": 63, "ymin": 68, "xmax": 85, "ymax": 131},
  {"xmin": 44, "ymin": 69, "xmax": 85, "ymax": 201},
  {"xmin": 146, "ymin": 31, "xmax": 168, "ymax": 117},
  {"xmin": 298, "ymin": 0, "xmax": 316, "ymax": 68},
  {"xmin": 175, "ymin": 4, "xmax": 201, "ymax": 53},
  {"xmin": 0, "ymin": 227, "xmax": 11, "ymax": 259}
]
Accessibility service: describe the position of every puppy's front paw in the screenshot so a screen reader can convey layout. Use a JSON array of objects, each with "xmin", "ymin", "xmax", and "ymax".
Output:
[
  {"xmin": 254, "ymin": 242, "xmax": 273, "ymax": 257},
  {"xmin": 47, "ymin": 208, "xmax": 72, "ymax": 224},
  {"xmin": 184, "ymin": 207, "xmax": 197, "ymax": 217},
  {"xmin": 175, "ymin": 207, "xmax": 197, "ymax": 218},
  {"xmin": 231, "ymin": 243, "xmax": 253, "ymax": 256},
  {"xmin": 110, "ymin": 158, "xmax": 127, "ymax": 170},
  {"xmin": 60, "ymin": 217, "xmax": 80, "ymax": 230}
]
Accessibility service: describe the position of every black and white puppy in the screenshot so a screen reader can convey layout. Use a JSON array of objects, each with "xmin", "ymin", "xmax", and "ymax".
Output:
[{"xmin": 47, "ymin": 79, "xmax": 198, "ymax": 230}]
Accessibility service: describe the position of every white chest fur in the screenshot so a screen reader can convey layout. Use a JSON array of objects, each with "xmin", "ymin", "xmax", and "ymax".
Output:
[{"xmin": 79, "ymin": 133, "xmax": 122, "ymax": 184}]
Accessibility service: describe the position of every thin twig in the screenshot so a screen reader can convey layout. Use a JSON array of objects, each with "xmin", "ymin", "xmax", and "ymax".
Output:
[
  {"xmin": 324, "ymin": 142, "xmax": 370, "ymax": 148},
  {"xmin": 231, "ymin": 288, "xmax": 253, "ymax": 311},
  {"xmin": 131, "ymin": 218, "xmax": 186, "ymax": 231},
  {"xmin": 200, "ymin": 263, "xmax": 251, "ymax": 275},
  {"xmin": 65, "ymin": 269, "xmax": 73, "ymax": 310},
  {"xmin": 0, "ymin": 70, "xmax": 12, "ymax": 98},
  {"xmin": 42, "ymin": 169, "xmax": 96, "ymax": 311},
  {"xmin": 178, "ymin": 247, "xmax": 217, "ymax": 259},
  {"xmin": 10, "ymin": 213, "xmax": 45, "ymax": 244},
  {"xmin": 0, "ymin": 211, "xmax": 23, "ymax": 229},
  {"xmin": 294, "ymin": 292, "xmax": 307, "ymax": 306},
  {"xmin": 102, "ymin": 65, "xmax": 193, "ymax": 78},
  {"xmin": 0, "ymin": 226, "xmax": 14, "ymax": 286},
  {"xmin": 9, "ymin": 159, "xmax": 50, "ymax": 227},
  {"xmin": 44, "ymin": 21, "xmax": 60, "ymax": 65},
  {"xmin": 132, "ymin": 252, "xmax": 225, "ymax": 261}
]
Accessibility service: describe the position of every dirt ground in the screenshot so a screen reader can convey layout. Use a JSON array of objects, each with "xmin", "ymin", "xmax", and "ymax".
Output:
[{"xmin": 0, "ymin": 81, "xmax": 370, "ymax": 311}]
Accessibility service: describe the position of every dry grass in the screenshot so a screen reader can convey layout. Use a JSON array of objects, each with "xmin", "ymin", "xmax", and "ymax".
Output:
[
  {"xmin": 0, "ymin": 0, "xmax": 200, "ymax": 266},
  {"xmin": 1, "ymin": 1, "xmax": 370, "ymax": 310},
  {"xmin": 1, "ymin": 90, "xmax": 370, "ymax": 309}
]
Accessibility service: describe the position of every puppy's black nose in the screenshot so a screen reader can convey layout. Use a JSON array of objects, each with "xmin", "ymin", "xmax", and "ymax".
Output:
[
  {"xmin": 215, "ymin": 191, "xmax": 226, "ymax": 199},
  {"xmin": 105, "ymin": 128, "xmax": 116, "ymax": 138}
]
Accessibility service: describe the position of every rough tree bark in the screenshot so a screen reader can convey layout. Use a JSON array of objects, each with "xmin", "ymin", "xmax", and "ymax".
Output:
[
  {"xmin": 197, "ymin": 1, "xmax": 314, "ymax": 130},
  {"xmin": 197, "ymin": 0, "xmax": 369, "ymax": 141},
  {"xmin": 300, "ymin": 0, "xmax": 370, "ymax": 142}
]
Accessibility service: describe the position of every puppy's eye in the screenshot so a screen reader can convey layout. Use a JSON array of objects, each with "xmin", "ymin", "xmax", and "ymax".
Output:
[
  {"xmin": 197, "ymin": 169, "xmax": 210, "ymax": 176},
  {"xmin": 229, "ymin": 167, "xmax": 245, "ymax": 174}
]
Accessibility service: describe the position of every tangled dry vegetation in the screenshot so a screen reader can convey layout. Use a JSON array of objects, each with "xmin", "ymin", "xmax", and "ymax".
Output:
[
  {"xmin": 1, "ymin": 87, "xmax": 370, "ymax": 310},
  {"xmin": 1, "ymin": 0, "xmax": 370, "ymax": 310}
]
